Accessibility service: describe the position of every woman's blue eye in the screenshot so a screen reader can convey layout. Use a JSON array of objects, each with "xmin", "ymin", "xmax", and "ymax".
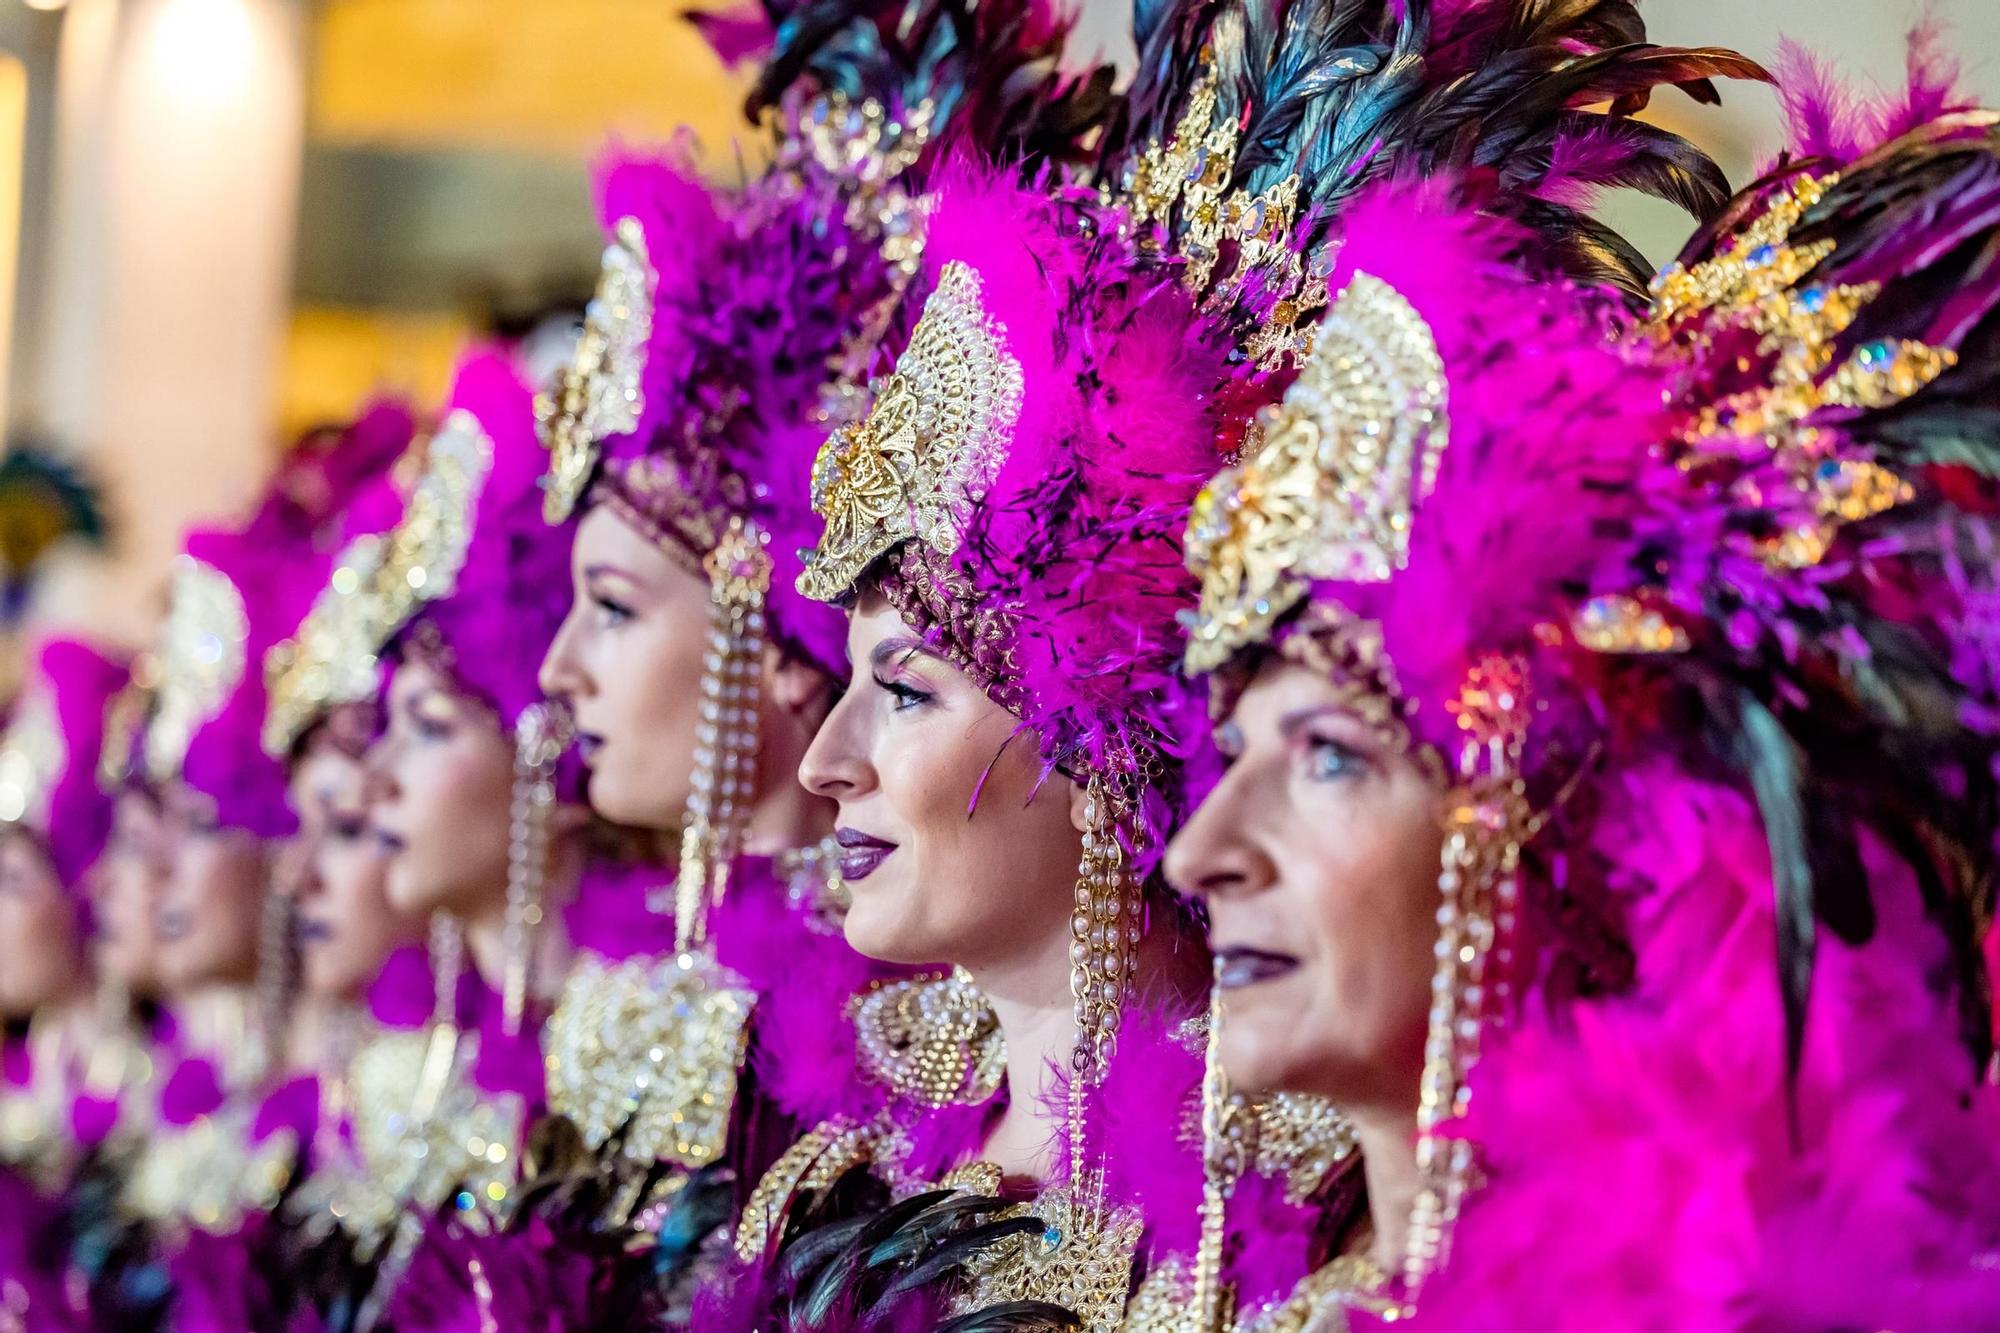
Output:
[
  {"xmin": 873, "ymin": 674, "xmax": 931, "ymax": 713},
  {"xmin": 1306, "ymin": 737, "xmax": 1360, "ymax": 781},
  {"xmin": 591, "ymin": 593, "xmax": 633, "ymax": 628}
]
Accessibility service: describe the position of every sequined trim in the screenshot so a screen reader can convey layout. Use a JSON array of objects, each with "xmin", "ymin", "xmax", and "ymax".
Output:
[
  {"xmin": 1183, "ymin": 273, "xmax": 1447, "ymax": 674},
  {"xmin": 797, "ymin": 260, "xmax": 1023, "ymax": 603},
  {"xmin": 538, "ymin": 217, "xmax": 655, "ymax": 523}
]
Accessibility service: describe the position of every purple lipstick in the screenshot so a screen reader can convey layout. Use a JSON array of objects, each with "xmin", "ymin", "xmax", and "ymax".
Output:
[{"xmin": 834, "ymin": 826, "xmax": 897, "ymax": 881}]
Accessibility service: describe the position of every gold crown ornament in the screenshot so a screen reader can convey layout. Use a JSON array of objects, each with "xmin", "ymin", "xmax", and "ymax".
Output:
[
  {"xmin": 261, "ymin": 412, "xmax": 493, "ymax": 757},
  {"xmin": 536, "ymin": 218, "xmax": 655, "ymax": 524},
  {"xmin": 796, "ymin": 260, "xmax": 1023, "ymax": 602},
  {"xmin": 143, "ymin": 557, "xmax": 250, "ymax": 784},
  {"xmin": 1182, "ymin": 272, "xmax": 1448, "ymax": 672},
  {"xmin": 1120, "ymin": 54, "xmax": 1327, "ymax": 370}
]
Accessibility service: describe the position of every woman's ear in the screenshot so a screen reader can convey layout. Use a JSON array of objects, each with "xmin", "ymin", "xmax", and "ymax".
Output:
[
  {"xmin": 1067, "ymin": 773, "xmax": 1092, "ymax": 836},
  {"xmin": 766, "ymin": 645, "xmax": 836, "ymax": 728}
]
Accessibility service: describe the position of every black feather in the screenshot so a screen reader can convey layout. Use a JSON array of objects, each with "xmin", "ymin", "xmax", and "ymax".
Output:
[{"xmin": 1104, "ymin": 0, "xmax": 1768, "ymax": 319}]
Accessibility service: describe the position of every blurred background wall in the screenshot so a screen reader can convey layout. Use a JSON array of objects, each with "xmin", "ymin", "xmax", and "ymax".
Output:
[{"xmin": 0, "ymin": 0, "xmax": 1991, "ymax": 662}]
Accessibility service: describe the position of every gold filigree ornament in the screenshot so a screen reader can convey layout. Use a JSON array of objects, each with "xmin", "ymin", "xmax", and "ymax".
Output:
[
  {"xmin": 733, "ymin": 1114, "xmax": 891, "ymax": 1263},
  {"xmin": 1118, "ymin": 54, "xmax": 1325, "ymax": 370},
  {"xmin": 537, "ymin": 217, "xmax": 656, "ymax": 523},
  {"xmin": 261, "ymin": 531, "xmax": 390, "ymax": 757},
  {"xmin": 962, "ymin": 1184, "xmax": 1145, "ymax": 1333},
  {"xmin": 543, "ymin": 949, "xmax": 755, "ymax": 1169},
  {"xmin": 1646, "ymin": 170, "xmax": 1955, "ymax": 569},
  {"xmin": 1183, "ymin": 272, "xmax": 1449, "ymax": 673},
  {"xmin": 796, "ymin": 259, "xmax": 1023, "ymax": 603},
  {"xmin": 262, "ymin": 411, "xmax": 494, "ymax": 759},
  {"xmin": 850, "ymin": 968, "xmax": 1006, "ymax": 1108}
]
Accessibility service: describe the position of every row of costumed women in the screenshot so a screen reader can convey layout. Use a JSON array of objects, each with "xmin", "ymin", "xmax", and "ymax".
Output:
[{"xmin": 6, "ymin": 0, "xmax": 2000, "ymax": 1328}]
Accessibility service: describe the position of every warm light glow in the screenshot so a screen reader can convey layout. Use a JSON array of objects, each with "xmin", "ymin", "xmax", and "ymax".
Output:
[
  {"xmin": 22, "ymin": 0, "xmax": 70, "ymax": 13},
  {"xmin": 141, "ymin": 0, "xmax": 261, "ymax": 106},
  {"xmin": 277, "ymin": 306, "xmax": 468, "ymax": 439},
  {"xmin": 313, "ymin": 0, "xmax": 759, "ymax": 159},
  {"xmin": 0, "ymin": 54, "xmax": 25, "ymax": 431}
]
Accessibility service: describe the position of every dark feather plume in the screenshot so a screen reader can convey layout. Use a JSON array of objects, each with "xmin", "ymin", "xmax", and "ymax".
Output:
[{"xmin": 1103, "ymin": 0, "xmax": 1768, "ymax": 305}]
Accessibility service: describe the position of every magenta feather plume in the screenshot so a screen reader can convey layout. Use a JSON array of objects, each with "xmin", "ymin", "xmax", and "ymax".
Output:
[
  {"xmin": 28, "ymin": 636, "xmax": 127, "ymax": 889},
  {"xmin": 378, "ymin": 1213, "xmax": 603, "ymax": 1332},
  {"xmin": 1415, "ymin": 766, "xmax": 2000, "ymax": 1329},
  {"xmin": 1278, "ymin": 179, "xmax": 1671, "ymax": 760},
  {"xmin": 1775, "ymin": 38, "xmax": 1868, "ymax": 164},
  {"xmin": 686, "ymin": 0, "xmax": 774, "ymax": 69},
  {"xmin": 1775, "ymin": 17, "xmax": 1979, "ymax": 168},
  {"xmin": 869, "ymin": 158, "xmax": 1239, "ymax": 856},
  {"xmin": 584, "ymin": 135, "xmax": 882, "ymax": 680},
  {"xmin": 172, "ymin": 526, "xmax": 303, "ymax": 838}
]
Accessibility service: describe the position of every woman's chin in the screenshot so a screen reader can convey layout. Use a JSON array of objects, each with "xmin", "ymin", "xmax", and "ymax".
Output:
[{"xmin": 841, "ymin": 891, "xmax": 931, "ymax": 965}]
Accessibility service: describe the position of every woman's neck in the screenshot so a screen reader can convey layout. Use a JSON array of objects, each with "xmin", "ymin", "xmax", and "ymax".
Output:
[
  {"xmin": 974, "ymin": 978, "xmax": 1076, "ymax": 1184},
  {"xmin": 963, "ymin": 899, "xmax": 1208, "ymax": 1185},
  {"xmin": 27, "ymin": 988, "xmax": 96, "ymax": 1057},
  {"xmin": 1349, "ymin": 1104, "xmax": 1421, "ymax": 1277},
  {"xmin": 461, "ymin": 835, "xmax": 581, "ymax": 1015}
]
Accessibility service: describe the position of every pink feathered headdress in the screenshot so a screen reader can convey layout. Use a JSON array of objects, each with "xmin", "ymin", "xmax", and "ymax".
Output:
[
  {"xmin": 365, "ymin": 349, "xmax": 576, "ymax": 735},
  {"xmin": 259, "ymin": 401, "xmax": 420, "ymax": 759},
  {"xmin": 0, "ymin": 637, "xmax": 128, "ymax": 889},
  {"xmin": 796, "ymin": 157, "xmax": 1240, "ymax": 853},
  {"xmin": 145, "ymin": 398, "xmax": 416, "ymax": 835},
  {"xmin": 1184, "ymin": 177, "xmax": 1671, "ymax": 761},
  {"xmin": 1184, "ymin": 113, "xmax": 2000, "ymax": 1316}
]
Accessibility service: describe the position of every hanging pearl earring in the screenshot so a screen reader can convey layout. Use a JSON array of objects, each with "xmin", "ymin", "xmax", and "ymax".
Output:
[
  {"xmin": 503, "ymin": 701, "xmax": 573, "ymax": 1038},
  {"xmin": 673, "ymin": 517, "xmax": 770, "ymax": 952}
]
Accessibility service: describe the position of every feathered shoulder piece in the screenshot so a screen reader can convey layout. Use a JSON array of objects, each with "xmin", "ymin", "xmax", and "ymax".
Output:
[{"xmin": 1102, "ymin": 0, "xmax": 1766, "ymax": 364}]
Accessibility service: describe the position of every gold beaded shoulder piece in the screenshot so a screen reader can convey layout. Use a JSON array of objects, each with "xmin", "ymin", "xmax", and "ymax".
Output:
[
  {"xmin": 543, "ymin": 949, "xmax": 756, "ymax": 1170},
  {"xmin": 850, "ymin": 968, "xmax": 1006, "ymax": 1109},
  {"xmin": 537, "ymin": 218, "xmax": 655, "ymax": 524},
  {"xmin": 1182, "ymin": 272, "xmax": 1448, "ymax": 673},
  {"xmin": 796, "ymin": 260, "xmax": 1024, "ymax": 603},
  {"xmin": 143, "ymin": 556, "xmax": 250, "ymax": 783},
  {"xmin": 123, "ymin": 1108, "xmax": 298, "ymax": 1235}
]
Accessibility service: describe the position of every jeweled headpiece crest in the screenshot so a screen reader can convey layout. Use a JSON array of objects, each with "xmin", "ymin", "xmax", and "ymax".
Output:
[
  {"xmin": 0, "ymin": 691, "xmax": 61, "ymax": 827},
  {"xmin": 261, "ymin": 411, "xmax": 492, "ymax": 756},
  {"xmin": 535, "ymin": 217, "xmax": 654, "ymax": 524},
  {"xmin": 796, "ymin": 259, "xmax": 1023, "ymax": 603},
  {"xmin": 1183, "ymin": 272, "xmax": 1447, "ymax": 672},
  {"xmin": 144, "ymin": 556, "xmax": 250, "ymax": 785}
]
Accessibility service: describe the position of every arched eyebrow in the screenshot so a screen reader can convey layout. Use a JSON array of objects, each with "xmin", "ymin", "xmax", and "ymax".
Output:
[{"xmin": 870, "ymin": 635, "xmax": 945, "ymax": 672}]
